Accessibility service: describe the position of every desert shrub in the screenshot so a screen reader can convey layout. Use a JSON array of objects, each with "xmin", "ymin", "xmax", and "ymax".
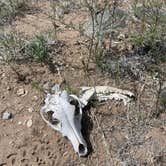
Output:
[
  {"xmin": 81, "ymin": 0, "xmax": 124, "ymax": 71},
  {"xmin": 49, "ymin": 0, "xmax": 81, "ymax": 37},
  {"xmin": 0, "ymin": 32, "xmax": 48, "ymax": 63},
  {"xmin": 26, "ymin": 35, "xmax": 48, "ymax": 62},
  {"xmin": 131, "ymin": 0, "xmax": 166, "ymax": 61},
  {"xmin": 0, "ymin": 0, "xmax": 30, "ymax": 25},
  {"xmin": 0, "ymin": 31, "xmax": 28, "ymax": 81},
  {"xmin": 0, "ymin": 31, "xmax": 25, "ymax": 63}
]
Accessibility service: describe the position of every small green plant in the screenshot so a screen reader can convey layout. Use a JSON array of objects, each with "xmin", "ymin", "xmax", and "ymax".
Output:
[
  {"xmin": 131, "ymin": 0, "xmax": 166, "ymax": 60},
  {"xmin": 26, "ymin": 35, "xmax": 47, "ymax": 62}
]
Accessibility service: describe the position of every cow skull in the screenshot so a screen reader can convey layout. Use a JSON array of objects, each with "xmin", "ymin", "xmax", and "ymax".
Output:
[{"xmin": 40, "ymin": 88, "xmax": 88, "ymax": 157}]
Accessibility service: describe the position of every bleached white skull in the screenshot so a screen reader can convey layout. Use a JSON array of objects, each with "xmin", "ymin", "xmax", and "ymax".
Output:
[
  {"xmin": 41, "ymin": 85, "xmax": 135, "ymax": 156},
  {"xmin": 40, "ymin": 89, "xmax": 88, "ymax": 156}
]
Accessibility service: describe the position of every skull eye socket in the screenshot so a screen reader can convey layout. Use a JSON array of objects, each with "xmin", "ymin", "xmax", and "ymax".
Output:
[
  {"xmin": 70, "ymin": 99, "xmax": 80, "ymax": 116},
  {"xmin": 44, "ymin": 110, "xmax": 60, "ymax": 125}
]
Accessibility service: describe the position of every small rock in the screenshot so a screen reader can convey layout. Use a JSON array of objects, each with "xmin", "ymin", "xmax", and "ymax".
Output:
[
  {"xmin": 88, "ymin": 62, "xmax": 96, "ymax": 71},
  {"xmin": 2, "ymin": 112, "xmax": 12, "ymax": 120},
  {"xmin": 117, "ymin": 33, "xmax": 125, "ymax": 40},
  {"xmin": 27, "ymin": 119, "xmax": 33, "ymax": 128},
  {"xmin": 9, "ymin": 141, "xmax": 15, "ymax": 146},
  {"xmin": 28, "ymin": 107, "xmax": 34, "ymax": 113},
  {"xmin": 19, "ymin": 106, "xmax": 24, "ymax": 111},
  {"xmin": 17, "ymin": 88, "xmax": 27, "ymax": 96},
  {"xmin": 18, "ymin": 121, "xmax": 22, "ymax": 125},
  {"xmin": 2, "ymin": 73, "xmax": 5, "ymax": 77},
  {"xmin": 33, "ymin": 96, "xmax": 38, "ymax": 101},
  {"xmin": 7, "ymin": 86, "xmax": 11, "ymax": 91},
  {"xmin": 47, "ymin": 39, "xmax": 55, "ymax": 45}
]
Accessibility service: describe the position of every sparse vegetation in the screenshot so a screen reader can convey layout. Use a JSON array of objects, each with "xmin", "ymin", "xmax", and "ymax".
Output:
[
  {"xmin": 0, "ymin": 31, "xmax": 27, "ymax": 81},
  {"xmin": 31, "ymin": 81, "xmax": 44, "ymax": 92},
  {"xmin": 131, "ymin": 0, "xmax": 166, "ymax": 61},
  {"xmin": 82, "ymin": 0, "xmax": 124, "ymax": 72},
  {"xmin": 0, "ymin": 0, "xmax": 31, "ymax": 25},
  {"xmin": 0, "ymin": 31, "xmax": 26, "ymax": 62},
  {"xmin": 26, "ymin": 35, "xmax": 48, "ymax": 62},
  {"xmin": 0, "ymin": 0, "xmax": 166, "ymax": 165}
]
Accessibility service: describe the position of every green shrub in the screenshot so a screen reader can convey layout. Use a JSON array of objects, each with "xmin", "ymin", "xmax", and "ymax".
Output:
[{"xmin": 26, "ymin": 35, "xmax": 47, "ymax": 62}]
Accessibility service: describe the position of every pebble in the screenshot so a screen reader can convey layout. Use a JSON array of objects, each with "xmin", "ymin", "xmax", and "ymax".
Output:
[
  {"xmin": 2, "ymin": 112, "xmax": 12, "ymax": 120},
  {"xmin": 27, "ymin": 119, "xmax": 33, "ymax": 128},
  {"xmin": 2, "ymin": 73, "xmax": 5, "ymax": 77},
  {"xmin": 7, "ymin": 86, "xmax": 11, "ymax": 91},
  {"xmin": 18, "ymin": 121, "xmax": 22, "ymax": 125},
  {"xmin": 33, "ymin": 96, "xmax": 38, "ymax": 101},
  {"xmin": 117, "ymin": 33, "xmax": 125, "ymax": 40},
  {"xmin": 28, "ymin": 107, "xmax": 34, "ymax": 113},
  {"xmin": 16, "ymin": 88, "xmax": 27, "ymax": 96}
]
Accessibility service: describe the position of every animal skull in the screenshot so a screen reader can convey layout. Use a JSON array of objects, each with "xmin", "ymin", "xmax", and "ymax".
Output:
[
  {"xmin": 40, "ymin": 89, "xmax": 88, "ymax": 157},
  {"xmin": 41, "ymin": 85, "xmax": 134, "ymax": 156}
]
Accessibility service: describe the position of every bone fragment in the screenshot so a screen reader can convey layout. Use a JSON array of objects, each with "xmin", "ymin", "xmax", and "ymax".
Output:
[{"xmin": 80, "ymin": 86, "xmax": 134, "ymax": 106}]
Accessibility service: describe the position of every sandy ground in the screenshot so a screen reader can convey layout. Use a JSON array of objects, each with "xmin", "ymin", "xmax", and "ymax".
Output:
[{"xmin": 0, "ymin": 0, "xmax": 166, "ymax": 166}]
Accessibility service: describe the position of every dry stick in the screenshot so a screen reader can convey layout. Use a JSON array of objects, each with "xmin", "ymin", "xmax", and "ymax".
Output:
[
  {"xmin": 49, "ymin": 0, "xmax": 60, "ymax": 38},
  {"xmin": 136, "ymin": 83, "xmax": 145, "ymax": 122},
  {"xmin": 90, "ymin": 110, "xmax": 103, "ymax": 166},
  {"xmin": 83, "ymin": 0, "xmax": 95, "ymax": 70},
  {"xmin": 141, "ymin": 0, "xmax": 146, "ymax": 34},
  {"xmin": 94, "ymin": 2, "xmax": 108, "ymax": 61},
  {"xmin": 154, "ymin": 77, "xmax": 163, "ymax": 117}
]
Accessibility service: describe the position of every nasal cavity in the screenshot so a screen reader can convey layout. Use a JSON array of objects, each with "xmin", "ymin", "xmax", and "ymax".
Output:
[{"xmin": 78, "ymin": 144, "xmax": 86, "ymax": 156}]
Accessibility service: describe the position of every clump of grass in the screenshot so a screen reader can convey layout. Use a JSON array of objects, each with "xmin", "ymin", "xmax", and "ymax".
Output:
[
  {"xmin": 0, "ymin": 32, "xmax": 49, "ymax": 63},
  {"xmin": 0, "ymin": 32, "xmax": 49, "ymax": 81},
  {"xmin": 26, "ymin": 35, "xmax": 48, "ymax": 62}
]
